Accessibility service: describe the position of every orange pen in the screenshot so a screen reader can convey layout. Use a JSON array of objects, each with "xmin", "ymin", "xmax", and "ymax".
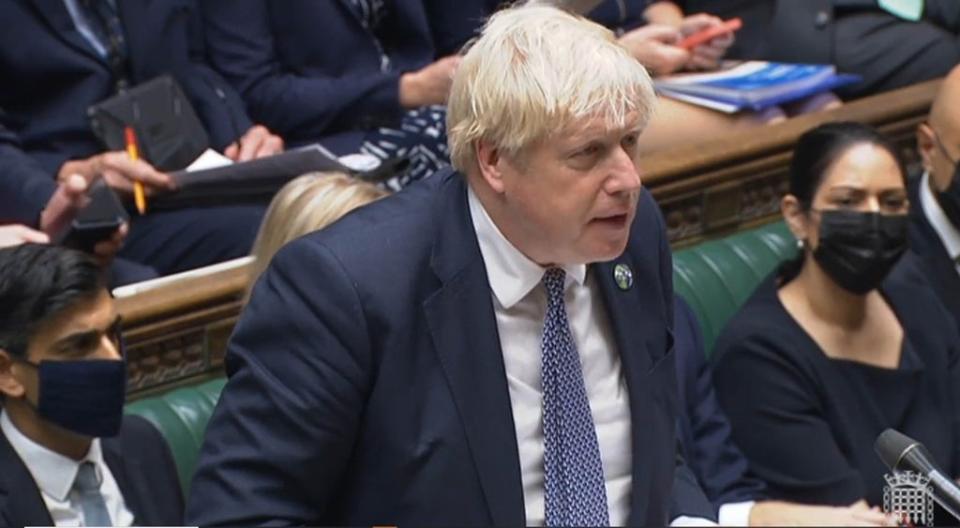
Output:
[{"xmin": 124, "ymin": 126, "xmax": 147, "ymax": 214}]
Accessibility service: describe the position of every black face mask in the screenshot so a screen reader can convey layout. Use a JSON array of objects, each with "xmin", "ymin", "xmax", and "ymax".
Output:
[
  {"xmin": 930, "ymin": 128, "xmax": 960, "ymax": 229},
  {"xmin": 934, "ymin": 162, "xmax": 960, "ymax": 230},
  {"xmin": 812, "ymin": 210, "xmax": 908, "ymax": 295}
]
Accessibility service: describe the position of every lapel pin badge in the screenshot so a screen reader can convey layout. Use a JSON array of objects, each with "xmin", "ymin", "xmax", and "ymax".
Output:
[{"xmin": 613, "ymin": 263, "xmax": 633, "ymax": 291}]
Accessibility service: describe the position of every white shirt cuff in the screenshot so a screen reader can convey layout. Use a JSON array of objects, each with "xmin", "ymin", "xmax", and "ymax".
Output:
[
  {"xmin": 671, "ymin": 515, "xmax": 719, "ymax": 526},
  {"xmin": 718, "ymin": 500, "xmax": 756, "ymax": 526}
]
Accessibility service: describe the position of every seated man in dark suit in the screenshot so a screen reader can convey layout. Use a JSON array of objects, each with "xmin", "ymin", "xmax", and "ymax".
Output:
[
  {"xmin": 200, "ymin": 0, "xmax": 458, "ymax": 188},
  {"xmin": 187, "ymin": 4, "xmax": 715, "ymax": 525},
  {"xmin": 0, "ymin": 1, "xmax": 284, "ymax": 284},
  {"xmin": 0, "ymin": 244, "xmax": 182, "ymax": 526},
  {"xmin": 910, "ymin": 65, "xmax": 960, "ymax": 329},
  {"xmin": 682, "ymin": 0, "xmax": 960, "ymax": 98},
  {"xmin": 673, "ymin": 296, "xmax": 891, "ymax": 526}
]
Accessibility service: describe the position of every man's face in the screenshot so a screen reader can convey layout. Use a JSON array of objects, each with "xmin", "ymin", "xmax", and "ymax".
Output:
[
  {"xmin": 0, "ymin": 290, "xmax": 121, "ymax": 401},
  {"xmin": 491, "ymin": 114, "xmax": 644, "ymax": 265}
]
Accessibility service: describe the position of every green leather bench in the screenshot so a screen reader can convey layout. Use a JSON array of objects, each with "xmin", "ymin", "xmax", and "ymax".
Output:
[
  {"xmin": 673, "ymin": 221, "xmax": 795, "ymax": 355},
  {"xmin": 125, "ymin": 378, "xmax": 227, "ymax": 494},
  {"xmin": 125, "ymin": 220, "xmax": 796, "ymax": 496}
]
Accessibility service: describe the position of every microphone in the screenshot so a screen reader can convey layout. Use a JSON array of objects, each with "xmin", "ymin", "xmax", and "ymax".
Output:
[{"xmin": 875, "ymin": 428, "xmax": 960, "ymax": 521}]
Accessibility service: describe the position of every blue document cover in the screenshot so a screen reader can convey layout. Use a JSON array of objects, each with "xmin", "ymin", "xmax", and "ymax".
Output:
[{"xmin": 655, "ymin": 62, "xmax": 862, "ymax": 112}]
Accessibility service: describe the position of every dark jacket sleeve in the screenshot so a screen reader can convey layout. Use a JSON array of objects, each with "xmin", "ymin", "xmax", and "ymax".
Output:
[
  {"xmin": 173, "ymin": 0, "xmax": 253, "ymax": 150},
  {"xmin": 674, "ymin": 296, "xmax": 767, "ymax": 511},
  {"xmin": 0, "ymin": 123, "xmax": 56, "ymax": 226},
  {"xmin": 199, "ymin": 0, "xmax": 404, "ymax": 140},
  {"xmin": 185, "ymin": 236, "xmax": 373, "ymax": 526},
  {"xmin": 712, "ymin": 327, "xmax": 866, "ymax": 505}
]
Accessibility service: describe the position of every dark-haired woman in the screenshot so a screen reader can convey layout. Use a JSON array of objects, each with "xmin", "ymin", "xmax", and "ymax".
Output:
[{"xmin": 712, "ymin": 121, "xmax": 960, "ymax": 509}]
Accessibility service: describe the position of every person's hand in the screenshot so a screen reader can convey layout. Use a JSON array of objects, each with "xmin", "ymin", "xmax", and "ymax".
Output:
[
  {"xmin": 39, "ymin": 174, "xmax": 128, "ymax": 265},
  {"xmin": 618, "ymin": 25, "xmax": 690, "ymax": 77},
  {"xmin": 748, "ymin": 500, "xmax": 895, "ymax": 526},
  {"xmin": 40, "ymin": 174, "xmax": 90, "ymax": 236},
  {"xmin": 678, "ymin": 13, "xmax": 734, "ymax": 71},
  {"xmin": 0, "ymin": 225, "xmax": 50, "ymax": 248},
  {"xmin": 89, "ymin": 222, "xmax": 128, "ymax": 267},
  {"xmin": 399, "ymin": 55, "xmax": 462, "ymax": 108},
  {"xmin": 58, "ymin": 152, "xmax": 175, "ymax": 196},
  {"xmin": 224, "ymin": 124, "xmax": 285, "ymax": 162}
]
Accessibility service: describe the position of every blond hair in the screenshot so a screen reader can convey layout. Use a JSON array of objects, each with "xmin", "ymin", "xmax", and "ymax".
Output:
[
  {"xmin": 247, "ymin": 172, "xmax": 388, "ymax": 299},
  {"xmin": 446, "ymin": 1, "xmax": 656, "ymax": 172}
]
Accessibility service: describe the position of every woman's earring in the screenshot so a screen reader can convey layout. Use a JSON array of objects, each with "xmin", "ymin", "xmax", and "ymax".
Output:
[{"xmin": 796, "ymin": 238, "xmax": 806, "ymax": 251}]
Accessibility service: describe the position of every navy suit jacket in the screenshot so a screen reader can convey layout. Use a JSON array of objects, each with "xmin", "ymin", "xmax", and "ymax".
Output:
[
  {"xmin": 0, "ymin": 0, "xmax": 252, "ymax": 208},
  {"xmin": 187, "ymin": 168, "xmax": 714, "ymax": 526},
  {"xmin": 904, "ymin": 175, "xmax": 960, "ymax": 331},
  {"xmin": 0, "ymin": 415, "xmax": 183, "ymax": 527},
  {"xmin": 673, "ymin": 296, "xmax": 767, "ymax": 513},
  {"xmin": 426, "ymin": 0, "xmax": 646, "ymax": 57},
  {"xmin": 200, "ymin": 0, "xmax": 437, "ymax": 151},
  {"xmin": 0, "ymin": 123, "xmax": 57, "ymax": 225}
]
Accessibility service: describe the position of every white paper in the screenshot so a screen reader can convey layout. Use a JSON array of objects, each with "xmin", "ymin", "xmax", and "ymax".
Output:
[{"xmin": 185, "ymin": 148, "xmax": 234, "ymax": 172}]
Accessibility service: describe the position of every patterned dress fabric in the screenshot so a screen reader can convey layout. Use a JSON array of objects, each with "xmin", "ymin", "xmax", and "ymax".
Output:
[{"xmin": 348, "ymin": 0, "xmax": 451, "ymax": 190}]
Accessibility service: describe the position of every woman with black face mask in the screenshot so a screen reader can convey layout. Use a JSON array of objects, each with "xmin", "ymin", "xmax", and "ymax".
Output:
[{"xmin": 710, "ymin": 122, "xmax": 960, "ymax": 514}]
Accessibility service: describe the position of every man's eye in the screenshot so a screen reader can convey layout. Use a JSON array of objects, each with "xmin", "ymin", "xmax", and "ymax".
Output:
[
  {"xmin": 575, "ymin": 145, "xmax": 600, "ymax": 157},
  {"xmin": 622, "ymin": 134, "xmax": 639, "ymax": 147}
]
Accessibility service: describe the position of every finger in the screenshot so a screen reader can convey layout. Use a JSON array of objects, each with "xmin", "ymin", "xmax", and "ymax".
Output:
[
  {"xmin": 101, "ymin": 152, "xmax": 174, "ymax": 190},
  {"xmin": 238, "ymin": 128, "xmax": 266, "ymax": 162},
  {"xmin": 14, "ymin": 225, "xmax": 51, "ymax": 244},
  {"xmin": 708, "ymin": 32, "xmax": 735, "ymax": 49},
  {"xmin": 255, "ymin": 135, "xmax": 284, "ymax": 159},
  {"xmin": 224, "ymin": 142, "xmax": 240, "ymax": 161},
  {"xmin": 39, "ymin": 176, "xmax": 91, "ymax": 235},
  {"xmin": 694, "ymin": 44, "xmax": 726, "ymax": 61},
  {"xmin": 681, "ymin": 14, "xmax": 720, "ymax": 35},
  {"xmin": 641, "ymin": 25, "xmax": 685, "ymax": 44},
  {"xmin": 690, "ymin": 55, "xmax": 722, "ymax": 70}
]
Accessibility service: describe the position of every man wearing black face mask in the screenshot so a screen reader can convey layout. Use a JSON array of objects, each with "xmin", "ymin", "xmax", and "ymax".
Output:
[
  {"xmin": 0, "ymin": 244, "xmax": 182, "ymax": 527},
  {"xmin": 911, "ymin": 65, "xmax": 960, "ymax": 330}
]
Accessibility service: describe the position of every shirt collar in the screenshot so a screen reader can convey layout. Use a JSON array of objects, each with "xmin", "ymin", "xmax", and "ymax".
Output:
[
  {"xmin": 467, "ymin": 186, "xmax": 586, "ymax": 309},
  {"xmin": 1, "ymin": 409, "xmax": 104, "ymax": 502},
  {"xmin": 920, "ymin": 171, "xmax": 960, "ymax": 261}
]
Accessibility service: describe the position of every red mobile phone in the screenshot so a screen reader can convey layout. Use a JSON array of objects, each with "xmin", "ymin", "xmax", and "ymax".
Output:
[{"xmin": 677, "ymin": 17, "xmax": 742, "ymax": 50}]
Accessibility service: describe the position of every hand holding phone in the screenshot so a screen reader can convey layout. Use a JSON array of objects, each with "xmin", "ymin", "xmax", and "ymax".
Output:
[
  {"xmin": 677, "ymin": 18, "xmax": 742, "ymax": 50},
  {"xmin": 52, "ymin": 179, "xmax": 129, "ymax": 254}
]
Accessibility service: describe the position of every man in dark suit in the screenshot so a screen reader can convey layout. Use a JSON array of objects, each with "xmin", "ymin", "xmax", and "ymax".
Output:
[
  {"xmin": 0, "ymin": 0, "xmax": 283, "ymax": 284},
  {"xmin": 909, "ymin": 65, "xmax": 960, "ymax": 330},
  {"xmin": 673, "ymin": 296, "xmax": 892, "ymax": 526},
  {"xmin": 682, "ymin": 0, "xmax": 960, "ymax": 97},
  {"xmin": 187, "ymin": 4, "xmax": 714, "ymax": 526},
  {"xmin": 0, "ymin": 244, "xmax": 182, "ymax": 526}
]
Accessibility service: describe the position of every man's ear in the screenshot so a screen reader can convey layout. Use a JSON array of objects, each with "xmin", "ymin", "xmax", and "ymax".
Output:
[
  {"xmin": 781, "ymin": 194, "xmax": 809, "ymax": 243},
  {"xmin": 917, "ymin": 123, "xmax": 937, "ymax": 174},
  {"xmin": 475, "ymin": 140, "xmax": 507, "ymax": 194},
  {"xmin": 0, "ymin": 350, "xmax": 26, "ymax": 399}
]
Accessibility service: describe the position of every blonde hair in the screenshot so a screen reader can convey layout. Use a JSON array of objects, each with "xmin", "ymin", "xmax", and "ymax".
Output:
[
  {"xmin": 446, "ymin": 1, "xmax": 656, "ymax": 172},
  {"xmin": 247, "ymin": 172, "xmax": 388, "ymax": 298}
]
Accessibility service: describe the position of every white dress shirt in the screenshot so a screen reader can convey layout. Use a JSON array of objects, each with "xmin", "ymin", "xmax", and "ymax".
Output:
[
  {"xmin": 468, "ymin": 188, "xmax": 716, "ymax": 526},
  {"xmin": 1, "ymin": 410, "xmax": 134, "ymax": 527},
  {"xmin": 920, "ymin": 171, "xmax": 960, "ymax": 276}
]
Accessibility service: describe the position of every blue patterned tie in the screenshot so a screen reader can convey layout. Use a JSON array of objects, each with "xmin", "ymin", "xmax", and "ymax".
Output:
[
  {"xmin": 541, "ymin": 268, "xmax": 610, "ymax": 527},
  {"xmin": 73, "ymin": 461, "xmax": 112, "ymax": 527}
]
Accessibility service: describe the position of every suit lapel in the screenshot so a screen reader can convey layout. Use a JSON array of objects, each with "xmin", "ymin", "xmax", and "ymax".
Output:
[
  {"xmin": 29, "ymin": 0, "xmax": 108, "ymax": 65},
  {"xmin": 423, "ymin": 174, "xmax": 525, "ymax": 526},
  {"xmin": 594, "ymin": 257, "xmax": 658, "ymax": 526},
  {"xmin": 0, "ymin": 429, "xmax": 55, "ymax": 527},
  {"xmin": 102, "ymin": 435, "xmax": 149, "ymax": 525},
  {"xmin": 335, "ymin": 0, "xmax": 372, "ymax": 32}
]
